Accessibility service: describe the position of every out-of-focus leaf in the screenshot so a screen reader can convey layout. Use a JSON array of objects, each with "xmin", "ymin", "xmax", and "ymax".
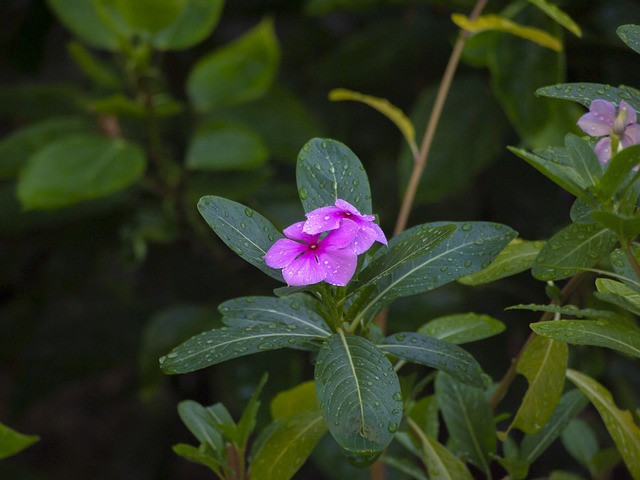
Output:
[
  {"xmin": 549, "ymin": 471, "xmax": 586, "ymax": 480},
  {"xmin": 67, "ymin": 41, "xmax": 122, "ymax": 88},
  {"xmin": 112, "ymin": 0, "xmax": 187, "ymax": 33},
  {"xmin": 329, "ymin": 88, "xmax": 417, "ymax": 155},
  {"xmin": 315, "ymin": 332, "xmax": 402, "ymax": 466},
  {"xmin": 17, "ymin": 134, "xmax": 146, "ymax": 210},
  {"xmin": 91, "ymin": 94, "xmax": 184, "ymax": 118},
  {"xmin": 271, "ymin": 381, "xmax": 318, "ymax": 419},
  {"xmin": 417, "ymin": 312, "xmax": 505, "ymax": 344},
  {"xmin": 435, "ymin": 373, "xmax": 495, "ymax": 477},
  {"xmin": 177, "ymin": 400, "xmax": 227, "ymax": 461},
  {"xmin": 0, "ymin": 423, "xmax": 39, "ymax": 460},
  {"xmin": 618, "ymin": 24, "xmax": 640, "ymax": 55},
  {"xmin": 153, "ymin": 0, "xmax": 224, "ymax": 50},
  {"xmin": 0, "ymin": 84, "xmax": 87, "ymax": 120},
  {"xmin": 536, "ymin": 83, "xmax": 640, "ymax": 112},
  {"xmin": 172, "ymin": 443, "xmax": 223, "ymax": 474},
  {"xmin": 526, "ymin": 0, "xmax": 582, "ymax": 37},
  {"xmin": 187, "ymin": 18, "xmax": 279, "ymax": 112},
  {"xmin": 458, "ymin": 238, "xmax": 543, "ymax": 285},
  {"xmin": 561, "ymin": 419, "xmax": 598, "ymax": 473},
  {"xmin": 186, "ymin": 122, "xmax": 267, "ymax": 171},
  {"xmin": 452, "ymin": 14, "xmax": 562, "ymax": 51},
  {"xmin": 510, "ymin": 335, "xmax": 568, "ymax": 434},
  {"xmin": 566, "ymin": 369, "xmax": 640, "ymax": 479},
  {"xmin": 47, "ymin": 0, "xmax": 120, "ymax": 50},
  {"xmin": 532, "ymin": 223, "xmax": 617, "ymax": 281},
  {"xmin": 381, "ymin": 454, "xmax": 428, "ymax": 480},
  {"xmin": 237, "ymin": 374, "xmax": 268, "ymax": 450}
]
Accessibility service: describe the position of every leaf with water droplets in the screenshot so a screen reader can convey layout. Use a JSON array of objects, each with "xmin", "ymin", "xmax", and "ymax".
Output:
[
  {"xmin": 434, "ymin": 372, "xmax": 496, "ymax": 477},
  {"xmin": 532, "ymin": 222, "xmax": 617, "ymax": 281},
  {"xmin": 597, "ymin": 144, "xmax": 640, "ymax": 203},
  {"xmin": 610, "ymin": 246, "xmax": 640, "ymax": 290},
  {"xmin": 160, "ymin": 324, "xmax": 325, "ymax": 374},
  {"xmin": 296, "ymin": 138, "xmax": 372, "ymax": 214},
  {"xmin": 379, "ymin": 332, "xmax": 485, "ymax": 387},
  {"xmin": 536, "ymin": 83, "xmax": 640, "ymax": 112},
  {"xmin": 197, "ymin": 196, "xmax": 284, "ymax": 282},
  {"xmin": 596, "ymin": 278, "xmax": 640, "ymax": 316},
  {"xmin": 531, "ymin": 319, "xmax": 640, "ymax": 359},
  {"xmin": 315, "ymin": 331, "xmax": 402, "ymax": 464},
  {"xmin": 617, "ymin": 24, "xmax": 640, "ymax": 55},
  {"xmin": 418, "ymin": 313, "xmax": 505, "ymax": 344},
  {"xmin": 566, "ymin": 369, "xmax": 640, "ymax": 479},
  {"xmin": 510, "ymin": 334, "xmax": 568, "ymax": 435},
  {"xmin": 417, "ymin": 435, "xmax": 474, "ymax": 480}
]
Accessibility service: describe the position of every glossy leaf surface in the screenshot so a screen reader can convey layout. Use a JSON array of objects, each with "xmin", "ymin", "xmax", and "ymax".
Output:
[
  {"xmin": 417, "ymin": 313, "xmax": 505, "ymax": 344},
  {"xmin": 536, "ymin": 83, "xmax": 640, "ymax": 111}
]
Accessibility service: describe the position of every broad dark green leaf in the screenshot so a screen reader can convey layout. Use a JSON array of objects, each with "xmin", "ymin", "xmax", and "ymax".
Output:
[
  {"xmin": 610, "ymin": 246, "xmax": 640, "ymax": 289},
  {"xmin": 570, "ymin": 198, "xmax": 595, "ymax": 224},
  {"xmin": 153, "ymin": 0, "xmax": 224, "ymax": 50},
  {"xmin": 507, "ymin": 303, "xmax": 627, "ymax": 322},
  {"xmin": 0, "ymin": 117, "xmax": 91, "ymax": 179},
  {"xmin": 0, "ymin": 423, "xmax": 39, "ymax": 460},
  {"xmin": 177, "ymin": 400, "xmax": 226, "ymax": 461},
  {"xmin": 187, "ymin": 18, "xmax": 279, "ymax": 112},
  {"xmin": 197, "ymin": 196, "xmax": 284, "ymax": 282},
  {"xmin": 532, "ymin": 222, "xmax": 618, "ymax": 280},
  {"xmin": 597, "ymin": 144, "xmax": 640, "ymax": 202},
  {"xmin": 185, "ymin": 122, "xmax": 267, "ymax": 171},
  {"xmin": 561, "ymin": 419, "xmax": 598, "ymax": 472},
  {"xmin": 408, "ymin": 395, "xmax": 439, "ymax": 440},
  {"xmin": 520, "ymin": 389, "xmax": 588, "ymax": 463},
  {"xmin": 417, "ymin": 313, "xmax": 505, "ymax": 344},
  {"xmin": 435, "ymin": 372, "xmax": 495, "ymax": 477},
  {"xmin": 251, "ymin": 410, "xmax": 327, "ymax": 480},
  {"xmin": 566, "ymin": 369, "xmax": 640, "ymax": 479},
  {"xmin": 47, "ymin": 0, "xmax": 120, "ymax": 50},
  {"xmin": 596, "ymin": 278, "xmax": 640, "ymax": 316},
  {"xmin": 352, "ymin": 222, "xmax": 516, "ymax": 325},
  {"xmin": 17, "ymin": 134, "xmax": 146, "ymax": 209},
  {"xmin": 531, "ymin": 319, "xmax": 640, "ymax": 359},
  {"xmin": 618, "ymin": 24, "xmax": 640, "ymax": 54},
  {"xmin": 160, "ymin": 324, "xmax": 323, "ymax": 374},
  {"xmin": 314, "ymin": 332, "xmax": 402, "ymax": 464},
  {"xmin": 271, "ymin": 381, "xmax": 318, "ymax": 419},
  {"xmin": 536, "ymin": 83, "xmax": 640, "ymax": 112},
  {"xmin": 112, "ymin": 0, "xmax": 187, "ymax": 33},
  {"xmin": 296, "ymin": 138, "xmax": 372, "ymax": 214},
  {"xmin": 511, "ymin": 334, "xmax": 568, "ymax": 434},
  {"xmin": 379, "ymin": 332, "xmax": 484, "ymax": 387},
  {"xmin": 219, "ymin": 294, "xmax": 331, "ymax": 336}
]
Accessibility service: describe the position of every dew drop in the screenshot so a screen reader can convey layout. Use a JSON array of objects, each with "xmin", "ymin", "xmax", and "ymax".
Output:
[{"xmin": 244, "ymin": 207, "xmax": 254, "ymax": 217}]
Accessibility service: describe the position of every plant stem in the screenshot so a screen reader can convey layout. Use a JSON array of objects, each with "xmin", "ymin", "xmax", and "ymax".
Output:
[{"xmin": 620, "ymin": 238, "xmax": 640, "ymax": 279}]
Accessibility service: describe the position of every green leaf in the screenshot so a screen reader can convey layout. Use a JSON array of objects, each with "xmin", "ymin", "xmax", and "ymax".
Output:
[
  {"xmin": 112, "ymin": 0, "xmax": 187, "ymax": 33},
  {"xmin": 177, "ymin": 400, "xmax": 227, "ymax": 460},
  {"xmin": 561, "ymin": 419, "xmax": 598, "ymax": 473},
  {"xmin": 197, "ymin": 196, "xmax": 284, "ymax": 282},
  {"xmin": 597, "ymin": 144, "xmax": 640, "ymax": 201},
  {"xmin": 172, "ymin": 443, "xmax": 223, "ymax": 474},
  {"xmin": 419, "ymin": 436, "xmax": 474, "ymax": 480},
  {"xmin": 296, "ymin": 137, "xmax": 372, "ymax": 214},
  {"xmin": 596, "ymin": 278, "xmax": 640, "ymax": 316},
  {"xmin": 46, "ymin": 0, "xmax": 120, "ymax": 50},
  {"xmin": 565, "ymin": 134, "xmax": 603, "ymax": 188},
  {"xmin": 536, "ymin": 83, "xmax": 640, "ymax": 112},
  {"xmin": 532, "ymin": 222, "xmax": 618, "ymax": 281},
  {"xmin": 531, "ymin": 319, "xmax": 640, "ymax": 359},
  {"xmin": 520, "ymin": 389, "xmax": 588, "ymax": 463},
  {"xmin": 353, "ymin": 222, "xmax": 516, "ymax": 325},
  {"xmin": 160, "ymin": 323, "xmax": 324, "ymax": 374},
  {"xmin": 237, "ymin": 373, "xmax": 268, "ymax": 451},
  {"xmin": 91, "ymin": 93, "xmax": 184, "ymax": 118},
  {"xmin": 618, "ymin": 24, "xmax": 640, "ymax": 55},
  {"xmin": 17, "ymin": 134, "xmax": 146, "ymax": 210},
  {"xmin": 328, "ymin": 88, "xmax": 417, "ymax": 155},
  {"xmin": 549, "ymin": 471, "xmax": 587, "ymax": 480},
  {"xmin": 0, "ymin": 117, "xmax": 91, "ymax": 179},
  {"xmin": 381, "ymin": 454, "xmax": 429, "ymax": 480},
  {"xmin": 153, "ymin": 0, "xmax": 224, "ymax": 50},
  {"xmin": 0, "ymin": 84, "xmax": 87, "ymax": 120},
  {"xmin": 251, "ymin": 410, "xmax": 327, "ymax": 480},
  {"xmin": 591, "ymin": 211, "xmax": 640, "ymax": 241},
  {"xmin": 435, "ymin": 372, "xmax": 495, "ymax": 477},
  {"xmin": 408, "ymin": 395, "xmax": 439, "ymax": 440},
  {"xmin": 187, "ymin": 18, "xmax": 279, "ymax": 112},
  {"xmin": 566, "ymin": 369, "xmax": 640, "ymax": 479},
  {"xmin": 507, "ymin": 303, "xmax": 626, "ymax": 319},
  {"xmin": 526, "ymin": 0, "xmax": 582, "ymax": 37},
  {"xmin": 0, "ymin": 423, "xmax": 39, "ymax": 460},
  {"xmin": 610, "ymin": 246, "xmax": 640, "ymax": 289},
  {"xmin": 452, "ymin": 13, "xmax": 562, "ymax": 51},
  {"xmin": 219, "ymin": 294, "xmax": 331, "ymax": 336},
  {"xmin": 458, "ymin": 239, "xmax": 544, "ymax": 285},
  {"xmin": 271, "ymin": 381, "xmax": 319, "ymax": 419},
  {"xmin": 67, "ymin": 41, "xmax": 122, "ymax": 88},
  {"xmin": 417, "ymin": 313, "xmax": 505, "ymax": 344},
  {"xmin": 571, "ymin": 198, "xmax": 595, "ymax": 224},
  {"xmin": 186, "ymin": 122, "xmax": 268, "ymax": 171},
  {"xmin": 379, "ymin": 332, "xmax": 485, "ymax": 387},
  {"xmin": 314, "ymin": 331, "xmax": 402, "ymax": 464},
  {"xmin": 510, "ymin": 334, "xmax": 568, "ymax": 434}
]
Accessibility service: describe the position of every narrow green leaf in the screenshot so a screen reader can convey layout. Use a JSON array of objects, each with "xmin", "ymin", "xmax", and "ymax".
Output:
[
  {"xmin": 112, "ymin": 0, "xmax": 187, "ymax": 33},
  {"xmin": 296, "ymin": 138, "xmax": 372, "ymax": 214},
  {"xmin": 67, "ymin": 41, "xmax": 122, "ymax": 88},
  {"xmin": 0, "ymin": 423, "xmax": 39, "ymax": 460},
  {"xmin": 598, "ymin": 144, "xmax": 640, "ymax": 201},
  {"xmin": 187, "ymin": 18, "xmax": 279, "ymax": 111},
  {"xmin": 177, "ymin": 400, "xmax": 227, "ymax": 460},
  {"xmin": 526, "ymin": 0, "xmax": 582, "ymax": 37},
  {"xmin": 420, "ymin": 436, "xmax": 474, "ymax": 480},
  {"xmin": 507, "ymin": 303, "xmax": 627, "ymax": 322},
  {"xmin": 532, "ymin": 319, "xmax": 640, "ymax": 359},
  {"xmin": 452, "ymin": 13, "xmax": 562, "ymax": 51},
  {"xmin": 532, "ymin": 222, "xmax": 618, "ymax": 281},
  {"xmin": 172, "ymin": 443, "xmax": 223, "ymax": 474},
  {"xmin": 610, "ymin": 246, "xmax": 640, "ymax": 289},
  {"xmin": 17, "ymin": 134, "xmax": 146, "ymax": 210},
  {"xmin": 511, "ymin": 335, "xmax": 568, "ymax": 434},
  {"xmin": 328, "ymin": 88, "xmax": 417, "ymax": 155},
  {"xmin": 160, "ymin": 324, "xmax": 324, "ymax": 374},
  {"xmin": 565, "ymin": 134, "xmax": 602, "ymax": 187},
  {"xmin": 46, "ymin": 0, "xmax": 120, "ymax": 50},
  {"xmin": 521, "ymin": 389, "xmax": 588, "ymax": 463},
  {"xmin": 435, "ymin": 372, "xmax": 496, "ymax": 477},
  {"xmin": 197, "ymin": 196, "xmax": 284, "ymax": 282},
  {"xmin": 381, "ymin": 454, "xmax": 429, "ymax": 480},
  {"xmin": 271, "ymin": 381, "xmax": 318, "ymax": 419},
  {"xmin": 315, "ymin": 332, "xmax": 402, "ymax": 464},
  {"xmin": 566, "ymin": 369, "xmax": 640, "ymax": 479},
  {"xmin": 617, "ymin": 24, "xmax": 640, "ymax": 55},
  {"xmin": 549, "ymin": 471, "xmax": 587, "ymax": 480},
  {"xmin": 186, "ymin": 122, "xmax": 267, "ymax": 171},
  {"xmin": 596, "ymin": 278, "xmax": 640, "ymax": 316},
  {"xmin": 536, "ymin": 83, "xmax": 640, "ymax": 112},
  {"xmin": 237, "ymin": 373, "xmax": 268, "ymax": 451},
  {"xmin": 408, "ymin": 395, "xmax": 439, "ymax": 440},
  {"xmin": 379, "ymin": 332, "xmax": 485, "ymax": 387},
  {"xmin": 591, "ymin": 211, "xmax": 640, "ymax": 241},
  {"xmin": 458, "ymin": 238, "xmax": 544, "ymax": 285},
  {"xmin": 219, "ymin": 294, "xmax": 331, "ymax": 336},
  {"xmin": 153, "ymin": 0, "xmax": 225, "ymax": 50},
  {"xmin": 561, "ymin": 419, "xmax": 598, "ymax": 473},
  {"xmin": 251, "ymin": 410, "xmax": 327, "ymax": 480},
  {"xmin": 417, "ymin": 313, "xmax": 505, "ymax": 344}
]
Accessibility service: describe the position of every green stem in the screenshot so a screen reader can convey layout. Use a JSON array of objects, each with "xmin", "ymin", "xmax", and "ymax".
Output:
[{"xmin": 620, "ymin": 238, "xmax": 640, "ymax": 280}]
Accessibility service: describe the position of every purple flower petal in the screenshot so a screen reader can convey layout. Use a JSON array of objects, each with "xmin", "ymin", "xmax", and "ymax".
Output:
[
  {"xmin": 282, "ymin": 252, "xmax": 326, "ymax": 286},
  {"xmin": 351, "ymin": 222, "xmax": 388, "ymax": 254},
  {"xmin": 303, "ymin": 206, "xmax": 342, "ymax": 234},
  {"xmin": 283, "ymin": 221, "xmax": 318, "ymax": 243},
  {"xmin": 264, "ymin": 238, "xmax": 307, "ymax": 268},
  {"xmin": 322, "ymin": 218, "xmax": 359, "ymax": 249},
  {"xmin": 319, "ymin": 248, "xmax": 358, "ymax": 286},
  {"xmin": 578, "ymin": 99, "xmax": 616, "ymax": 137},
  {"xmin": 594, "ymin": 137, "xmax": 612, "ymax": 164},
  {"xmin": 623, "ymin": 123, "xmax": 640, "ymax": 146},
  {"xmin": 621, "ymin": 100, "xmax": 637, "ymax": 125}
]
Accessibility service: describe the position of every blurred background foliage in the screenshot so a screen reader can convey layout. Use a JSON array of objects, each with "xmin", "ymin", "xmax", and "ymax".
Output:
[{"xmin": 1, "ymin": 0, "xmax": 639, "ymax": 478}]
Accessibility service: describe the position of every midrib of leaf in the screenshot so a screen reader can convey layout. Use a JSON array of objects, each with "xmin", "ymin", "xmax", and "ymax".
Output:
[
  {"xmin": 338, "ymin": 329, "xmax": 366, "ymax": 437},
  {"xmin": 328, "ymin": 160, "xmax": 338, "ymax": 201},
  {"xmin": 233, "ymin": 306, "xmax": 330, "ymax": 335},
  {"xmin": 566, "ymin": 324, "xmax": 640, "ymax": 357},
  {"xmin": 213, "ymin": 210, "xmax": 268, "ymax": 255},
  {"xmin": 379, "ymin": 343, "xmax": 467, "ymax": 368},
  {"xmin": 422, "ymin": 437, "xmax": 453, "ymax": 480},
  {"xmin": 266, "ymin": 413, "xmax": 324, "ymax": 475},
  {"xmin": 544, "ymin": 228, "xmax": 612, "ymax": 265}
]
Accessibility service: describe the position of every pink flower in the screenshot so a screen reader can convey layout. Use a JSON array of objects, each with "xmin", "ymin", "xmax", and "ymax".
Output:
[
  {"xmin": 264, "ymin": 219, "xmax": 359, "ymax": 286},
  {"xmin": 303, "ymin": 199, "xmax": 387, "ymax": 254},
  {"xmin": 577, "ymin": 99, "xmax": 640, "ymax": 164}
]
